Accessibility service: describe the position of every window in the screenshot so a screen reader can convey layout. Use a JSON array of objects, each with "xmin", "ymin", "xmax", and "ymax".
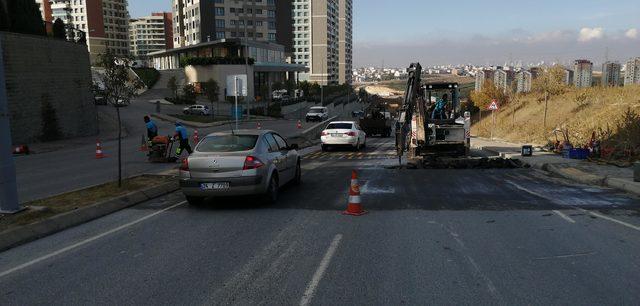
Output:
[
  {"xmin": 272, "ymin": 134, "xmax": 289, "ymax": 150},
  {"xmin": 197, "ymin": 135, "xmax": 258, "ymax": 152},
  {"xmin": 263, "ymin": 134, "xmax": 279, "ymax": 152},
  {"xmin": 215, "ymin": 7, "xmax": 225, "ymax": 16},
  {"xmin": 216, "ymin": 19, "xmax": 225, "ymax": 28},
  {"xmin": 326, "ymin": 123, "xmax": 353, "ymax": 130}
]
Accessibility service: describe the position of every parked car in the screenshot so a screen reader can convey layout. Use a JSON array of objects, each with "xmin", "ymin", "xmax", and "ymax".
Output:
[
  {"xmin": 305, "ymin": 106, "xmax": 329, "ymax": 122},
  {"xmin": 183, "ymin": 104, "xmax": 211, "ymax": 116},
  {"xmin": 320, "ymin": 121, "xmax": 367, "ymax": 151},
  {"xmin": 179, "ymin": 130, "xmax": 301, "ymax": 205}
]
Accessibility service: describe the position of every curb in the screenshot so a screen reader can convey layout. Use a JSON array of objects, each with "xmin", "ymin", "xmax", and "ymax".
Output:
[
  {"xmin": 0, "ymin": 178, "xmax": 179, "ymax": 252},
  {"xmin": 151, "ymin": 113, "xmax": 278, "ymax": 128}
]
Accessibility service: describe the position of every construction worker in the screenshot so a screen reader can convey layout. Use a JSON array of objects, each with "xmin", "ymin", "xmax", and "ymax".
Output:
[
  {"xmin": 144, "ymin": 116, "xmax": 158, "ymax": 143},
  {"xmin": 431, "ymin": 94, "xmax": 448, "ymax": 120},
  {"xmin": 174, "ymin": 122, "xmax": 193, "ymax": 156}
]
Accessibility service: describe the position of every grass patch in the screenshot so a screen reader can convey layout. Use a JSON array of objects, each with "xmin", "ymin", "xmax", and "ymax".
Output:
[
  {"xmin": 0, "ymin": 175, "xmax": 174, "ymax": 232},
  {"xmin": 133, "ymin": 68, "xmax": 160, "ymax": 88}
]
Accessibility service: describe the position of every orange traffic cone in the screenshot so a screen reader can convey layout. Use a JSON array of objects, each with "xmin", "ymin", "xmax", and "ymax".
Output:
[
  {"xmin": 297, "ymin": 120, "xmax": 302, "ymax": 129},
  {"xmin": 256, "ymin": 122, "xmax": 262, "ymax": 130},
  {"xmin": 139, "ymin": 135, "xmax": 148, "ymax": 152},
  {"xmin": 193, "ymin": 129, "xmax": 200, "ymax": 144},
  {"xmin": 95, "ymin": 140, "xmax": 105, "ymax": 159},
  {"xmin": 343, "ymin": 170, "xmax": 367, "ymax": 216}
]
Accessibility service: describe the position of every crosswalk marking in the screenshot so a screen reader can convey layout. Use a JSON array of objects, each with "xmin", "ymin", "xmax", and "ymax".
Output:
[{"xmin": 303, "ymin": 152, "xmax": 397, "ymax": 160}]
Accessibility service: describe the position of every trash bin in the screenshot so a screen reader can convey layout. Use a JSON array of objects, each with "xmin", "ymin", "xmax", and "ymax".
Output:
[
  {"xmin": 521, "ymin": 145, "xmax": 533, "ymax": 157},
  {"xmin": 635, "ymin": 161, "xmax": 640, "ymax": 182}
]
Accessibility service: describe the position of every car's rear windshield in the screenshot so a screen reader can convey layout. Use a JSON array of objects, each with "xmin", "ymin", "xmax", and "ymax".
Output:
[
  {"xmin": 309, "ymin": 109, "xmax": 324, "ymax": 113},
  {"xmin": 326, "ymin": 123, "xmax": 353, "ymax": 129},
  {"xmin": 197, "ymin": 135, "xmax": 258, "ymax": 152}
]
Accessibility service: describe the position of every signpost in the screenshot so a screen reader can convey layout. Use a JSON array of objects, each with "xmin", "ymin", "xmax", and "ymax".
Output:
[
  {"xmin": 487, "ymin": 99, "xmax": 499, "ymax": 140},
  {"xmin": 226, "ymin": 75, "xmax": 247, "ymax": 130}
]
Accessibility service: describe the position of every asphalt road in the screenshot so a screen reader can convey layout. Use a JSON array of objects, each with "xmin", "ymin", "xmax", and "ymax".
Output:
[{"xmin": 2, "ymin": 137, "xmax": 640, "ymax": 305}]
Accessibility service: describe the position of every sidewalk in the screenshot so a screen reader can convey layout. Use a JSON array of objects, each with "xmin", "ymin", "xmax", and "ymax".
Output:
[{"xmin": 471, "ymin": 137, "xmax": 640, "ymax": 197}]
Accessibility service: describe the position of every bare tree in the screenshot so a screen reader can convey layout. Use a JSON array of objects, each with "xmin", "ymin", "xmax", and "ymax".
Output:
[
  {"xmin": 203, "ymin": 78, "xmax": 220, "ymax": 120},
  {"xmin": 532, "ymin": 65, "xmax": 567, "ymax": 129},
  {"xmin": 97, "ymin": 52, "xmax": 144, "ymax": 187}
]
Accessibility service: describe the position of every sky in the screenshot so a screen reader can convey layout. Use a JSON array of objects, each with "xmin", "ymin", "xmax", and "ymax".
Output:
[{"xmin": 129, "ymin": 0, "xmax": 640, "ymax": 67}]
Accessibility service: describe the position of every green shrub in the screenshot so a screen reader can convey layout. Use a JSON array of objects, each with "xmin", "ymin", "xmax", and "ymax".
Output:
[
  {"xmin": 40, "ymin": 95, "xmax": 61, "ymax": 142},
  {"xmin": 180, "ymin": 56, "xmax": 255, "ymax": 67},
  {"xmin": 133, "ymin": 68, "xmax": 160, "ymax": 88}
]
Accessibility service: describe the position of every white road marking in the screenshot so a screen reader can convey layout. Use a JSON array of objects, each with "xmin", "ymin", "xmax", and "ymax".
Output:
[
  {"xmin": 0, "ymin": 201, "xmax": 186, "ymax": 278},
  {"xmin": 534, "ymin": 252, "xmax": 595, "ymax": 260},
  {"xmin": 300, "ymin": 234, "xmax": 343, "ymax": 306},
  {"xmin": 577, "ymin": 208, "xmax": 640, "ymax": 232},
  {"xmin": 552, "ymin": 210, "xmax": 576, "ymax": 224}
]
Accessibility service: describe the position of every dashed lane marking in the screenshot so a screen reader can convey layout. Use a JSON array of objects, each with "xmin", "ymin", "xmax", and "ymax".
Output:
[{"xmin": 299, "ymin": 234, "xmax": 343, "ymax": 306}]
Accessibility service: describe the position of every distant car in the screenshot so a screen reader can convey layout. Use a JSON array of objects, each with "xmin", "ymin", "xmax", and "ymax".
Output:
[
  {"xmin": 320, "ymin": 121, "xmax": 367, "ymax": 151},
  {"xmin": 351, "ymin": 110, "xmax": 364, "ymax": 118},
  {"xmin": 183, "ymin": 104, "xmax": 211, "ymax": 116},
  {"xmin": 305, "ymin": 106, "xmax": 329, "ymax": 122},
  {"xmin": 179, "ymin": 130, "xmax": 301, "ymax": 205},
  {"xmin": 94, "ymin": 95, "xmax": 106, "ymax": 105}
]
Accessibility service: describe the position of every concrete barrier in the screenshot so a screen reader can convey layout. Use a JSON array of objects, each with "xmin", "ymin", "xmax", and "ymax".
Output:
[{"xmin": 287, "ymin": 116, "xmax": 338, "ymax": 148}]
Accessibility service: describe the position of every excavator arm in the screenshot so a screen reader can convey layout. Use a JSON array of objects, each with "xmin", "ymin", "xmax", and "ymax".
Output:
[{"xmin": 396, "ymin": 63, "xmax": 425, "ymax": 158}]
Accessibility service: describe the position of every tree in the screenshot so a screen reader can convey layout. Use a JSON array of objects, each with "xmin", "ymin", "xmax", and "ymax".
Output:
[
  {"xmin": 358, "ymin": 87, "xmax": 368, "ymax": 102},
  {"xmin": 202, "ymin": 79, "xmax": 220, "ymax": 119},
  {"xmin": 285, "ymin": 79, "xmax": 296, "ymax": 95},
  {"xmin": 167, "ymin": 76, "xmax": 178, "ymax": 100},
  {"xmin": 40, "ymin": 94, "xmax": 61, "ymax": 141},
  {"xmin": 532, "ymin": 65, "xmax": 568, "ymax": 129},
  {"xmin": 469, "ymin": 80, "xmax": 509, "ymax": 109},
  {"xmin": 272, "ymin": 81, "xmax": 284, "ymax": 91},
  {"xmin": 97, "ymin": 52, "xmax": 144, "ymax": 187},
  {"xmin": 182, "ymin": 84, "xmax": 197, "ymax": 105},
  {"xmin": 8, "ymin": 0, "xmax": 45, "ymax": 36},
  {"xmin": 52, "ymin": 18, "xmax": 65, "ymax": 40}
]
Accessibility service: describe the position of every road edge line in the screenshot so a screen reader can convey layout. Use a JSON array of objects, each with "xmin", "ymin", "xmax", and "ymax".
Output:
[{"xmin": 299, "ymin": 233, "xmax": 343, "ymax": 306}]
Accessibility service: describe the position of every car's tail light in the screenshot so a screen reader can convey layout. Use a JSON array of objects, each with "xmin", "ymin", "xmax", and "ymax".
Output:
[
  {"xmin": 345, "ymin": 131, "xmax": 357, "ymax": 136},
  {"xmin": 243, "ymin": 156, "xmax": 264, "ymax": 170},
  {"xmin": 180, "ymin": 158, "xmax": 189, "ymax": 171},
  {"xmin": 321, "ymin": 131, "xmax": 328, "ymax": 136}
]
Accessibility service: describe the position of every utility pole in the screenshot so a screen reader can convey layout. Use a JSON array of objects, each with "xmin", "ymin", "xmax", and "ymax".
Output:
[
  {"xmin": 243, "ymin": 0, "xmax": 250, "ymax": 120},
  {"xmin": 0, "ymin": 39, "xmax": 21, "ymax": 213}
]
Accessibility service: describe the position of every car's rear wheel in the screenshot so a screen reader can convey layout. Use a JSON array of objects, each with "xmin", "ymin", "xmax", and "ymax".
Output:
[
  {"xmin": 264, "ymin": 174, "xmax": 279, "ymax": 204},
  {"xmin": 321, "ymin": 144, "xmax": 328, "ymax": 152},
  {"xmin": 186, "ymin": 195, "xmax": 204, "ymax": 206}
]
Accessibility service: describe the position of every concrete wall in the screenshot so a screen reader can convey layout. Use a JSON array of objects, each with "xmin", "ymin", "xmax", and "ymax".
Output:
[
  {"xmin": 1, "ymin": 32, "xmax": 97, "ymax": 144},
  {"xmin": 184, "ymin": 64, "xmax": 255, "ymax": 101}
]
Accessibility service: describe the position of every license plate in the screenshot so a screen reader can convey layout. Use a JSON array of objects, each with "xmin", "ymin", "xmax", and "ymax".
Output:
[
  {"xmin": 331, "ymin": 133, "xmax": 343, "ymax": 137},
  {"xmin": 200, "ymin": 182, "xmax": 230, "ymax": 190}
]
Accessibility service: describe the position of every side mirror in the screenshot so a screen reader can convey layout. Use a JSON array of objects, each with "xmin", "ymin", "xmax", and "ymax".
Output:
[{"xmin": 289, "ymin": 144, "xmax": 299, "ymax": 150}]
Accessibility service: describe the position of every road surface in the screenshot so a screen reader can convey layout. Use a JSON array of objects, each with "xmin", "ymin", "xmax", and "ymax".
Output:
[{"xmin": 2, "ymin": 137, "xmax": 639, "ymax": 305}]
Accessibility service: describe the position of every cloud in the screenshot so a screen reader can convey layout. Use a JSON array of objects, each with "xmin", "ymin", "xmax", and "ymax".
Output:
[
  {"xmin": 625, "ymin": 28, "xmax": 638, "ymax": 39},
  {"xmin": 578, "ymin": 27, "xmax": 604, "ymax": 42}
]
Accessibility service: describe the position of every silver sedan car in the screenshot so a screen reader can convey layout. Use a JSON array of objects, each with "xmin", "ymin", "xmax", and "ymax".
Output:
[{"xmin": 179, "ymin": 130, "xmax": 301, "ymax": 205}]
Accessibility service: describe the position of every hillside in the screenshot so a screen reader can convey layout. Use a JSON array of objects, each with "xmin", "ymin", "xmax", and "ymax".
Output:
[{"xmin": 471, "ymin": 85, "xmax": 640, "ymax": 158}]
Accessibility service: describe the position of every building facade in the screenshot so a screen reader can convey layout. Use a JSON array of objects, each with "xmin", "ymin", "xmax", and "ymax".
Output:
[
  {"xmin": 624, "ymin": 57, "xmax": 640, "ymax": 85},
  {"xmin": 129, "ymin": 12, "xmax": 173, "ymax": 65},
  {"xmin": 516, "ymin": 71, "xmax": 532, "ymax": 93},
  {"xmin": 292, "ymin": 0, "xmax": 352, "ymax": 85},
  {"xmin": 172, "ymin": 0, "xmax": 277, "ymax": 48},
  {"xmin": 36, "ymin": 0, "xmax": 130, "ymax": 62},
  {"xmin": 494, "ymin": 69, "xmax": 515, "ymax": 93},
  {"xmin": 474, "ymin": 69, "xmax": 495, "ymax": 91},
  {"xmin": 573, "ymin": 59, "xmax": 593, "ymax": 88},
  {"xmin": 563, "ymin": 68, "xmax": 574, "ymax": 85},
  {"xmin": 602, "ymin": 61, "xmax": 621, "ymax": 87}
]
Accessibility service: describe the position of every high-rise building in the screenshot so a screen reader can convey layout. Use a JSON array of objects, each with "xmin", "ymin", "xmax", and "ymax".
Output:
[
  {"xmin": 494, "ymin": 69, "xmax": 515, "ymax": 93},
  {"xmin": 516, "ymin": 71, "xmax": 532, "ymax": 93},
  {"xmin": 35, "ymin": 0, "xmax": 130, "ymax": 62},
  {"xmin": 624, "ymin": 57, "xmax": 640, "ymax": 85},
  {"xmin": 293, "ymin": 0, "xmax": 352, "ymax": 85},
  {"xmin": 562, "ymin": 68, "xmax": 574, "ymax": 85},
  {"xmin": 172, "ymin": 0, "xmax": 277, "ymax": 48},
  {"xmin": 474, "ymin": 69, "xmax": 495, "ymax": 91},
  {"xmin": 573, "ymin": 59, "xmax": 593, "ymax": 88},
  {"xmin": 601, "ymin": 61, "xmax": 621, "ymax": 87},
  {"xmin": 129, "ymin": 13, "xmax": 173, "ymax": 65}
]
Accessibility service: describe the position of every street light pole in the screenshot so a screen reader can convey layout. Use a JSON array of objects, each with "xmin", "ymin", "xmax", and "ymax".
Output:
[
  {"xmin": 0, "ymin": 39, "xmax": 21, "ymax": 213},
  {"xmin": 243, "ymin": 0, "xmax": 250, "ymax": 120}
]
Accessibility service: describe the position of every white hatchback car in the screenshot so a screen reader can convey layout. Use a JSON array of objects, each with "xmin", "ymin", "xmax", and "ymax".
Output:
[{"xmin": 320, "ymin": 121, "xmax": 366, "ymax": 151}]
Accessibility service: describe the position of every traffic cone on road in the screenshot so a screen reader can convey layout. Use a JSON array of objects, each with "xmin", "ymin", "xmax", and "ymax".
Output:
[
  {"xmin": 343, "ymin": 170, "xmax": 367, "ymax": 216},
  {"xmin": 139, "ymin": 135, "xmax": 148, "ymax": 152},
  {"xmin": 193, "ymin": 129, "xmax": 200, "ymax": 144},
  {"xmin": 297, "ymin": 120, "xmax": 303, "ymax": 129},
  {"xmin": 256, "ymin": 122, "xmax": 262, "ymax": 130},
  {"xmin": 95, "ymin": 140, "xmax": 105, "ymax": 159}
]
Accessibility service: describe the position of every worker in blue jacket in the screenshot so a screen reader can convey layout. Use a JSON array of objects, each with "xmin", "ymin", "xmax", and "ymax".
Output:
[
  {"xmin": 174, "ymin": 122, "xmax": 193, "ymax": 156},
  {"xmin": 431, "ymin": 94, "xmax": 448, "ymax": 120},
  {"xmin": 144, "ymin": 116, "xmax": 158, "ymax": 142}
]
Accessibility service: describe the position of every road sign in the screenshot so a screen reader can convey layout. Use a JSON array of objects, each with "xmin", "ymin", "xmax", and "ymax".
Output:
[
  {"xmin": 226, "ymin": 75, "xmax": 247, "ymax": 97},
  {"xmin": 487, "ymin": 99, "xmax": 499, "ymax": 111}
]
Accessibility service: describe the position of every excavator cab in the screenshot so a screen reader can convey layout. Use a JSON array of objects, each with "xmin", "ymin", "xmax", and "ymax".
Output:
[{"xmin": 422, "ymin": 83, "xmax": 461, "ymax": 123}]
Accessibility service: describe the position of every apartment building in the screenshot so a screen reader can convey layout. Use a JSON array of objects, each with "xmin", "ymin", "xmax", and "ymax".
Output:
[
  {"xmin": 474, "ymin": 69, "xmax": 495, "ymax": 91},
  {"xmin": 601, "ymin": 61, "xmax": 621, "ymax": 87},
  {"xmin": 573, "ymin": 59, "xmax": 593, "ymax": 88},
  {"xmin": 172, "ymin": 0, "xmax": 278, "ymax": 48},
  {"xmin": 292, "ymin": 0, "xmax": 352, "ymax": 85},
  {"xmin": 36, "ymin": 0, "xmax": 130, "ymax": 62},
  {"xmin": 494, "ymin": 69, "xmax": 515, "ymax": 93},
  {"xmin": 624, "ymin": 57, "xmax": 640, "ymax": 85},
  {"xmin": 129, "ymin": 12, "xmax": 173, "ymax": 64},
  {"xmin": 562, "ymin": 68, "xmax": 574, "ymax": 85},
  {"xmin": 516, "ymin": 71, "xmax": 532, "ymax": 93}
]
